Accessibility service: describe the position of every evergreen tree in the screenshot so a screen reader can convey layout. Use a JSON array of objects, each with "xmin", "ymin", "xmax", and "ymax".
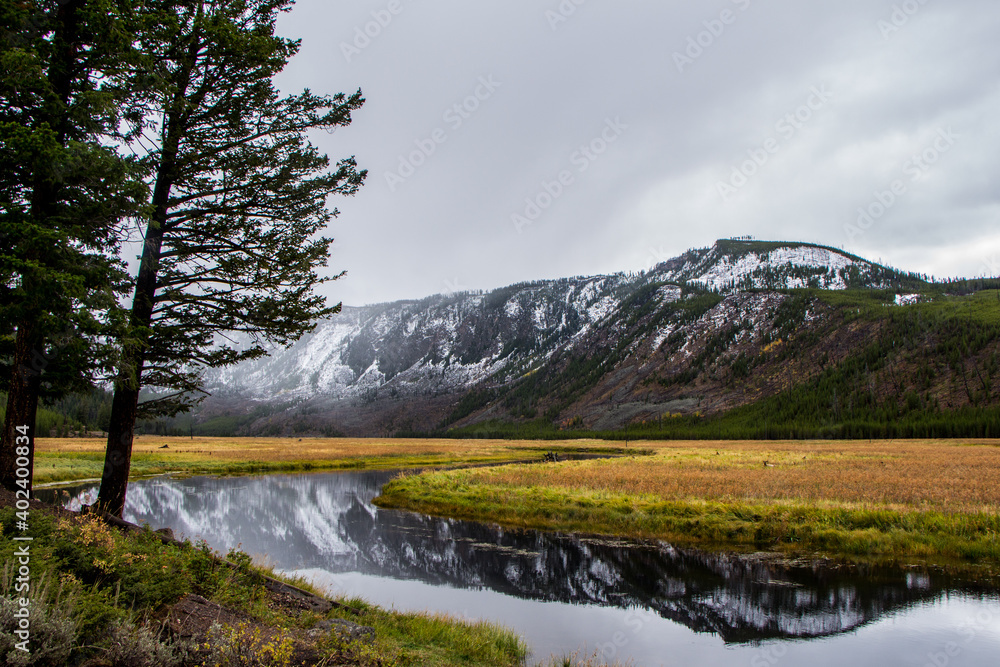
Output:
[
  {"xmin": 0, "ymin": 0, "xmax": 145, "ymax": 493},
  {"xmin": 96, "ymin": 0, "xmax": 365, "ymax": 516}
]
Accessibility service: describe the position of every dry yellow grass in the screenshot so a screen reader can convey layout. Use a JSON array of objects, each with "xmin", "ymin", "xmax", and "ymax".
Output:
[
  {"xmin": 31, "ymin": 436, "xmax": 621, "ymax": 484},
  {"xmin": 375, "ymin": 439, "xmax": 1000, "ymax": 565},
  {"xmin": 37, "ymin": 435, "xmax": 520, "ymax": 461},
  {"xmin": 453, "ymin": 439, "xmax": 1000, "ymax": 514},
  {"xmin": 35, "ymin": 435, "xmax": 621, "ymax": 462}
]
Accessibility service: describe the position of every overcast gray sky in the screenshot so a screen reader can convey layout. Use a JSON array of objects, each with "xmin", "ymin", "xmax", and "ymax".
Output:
[{"xmin": 273, "ymin": 0, "xmax": 1000, "ymax": 307}]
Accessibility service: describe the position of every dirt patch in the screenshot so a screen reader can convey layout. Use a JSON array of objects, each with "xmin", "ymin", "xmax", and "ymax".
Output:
[{"xmin": 165, "ymin": 593, "xmax": 253, "ymax": 639}]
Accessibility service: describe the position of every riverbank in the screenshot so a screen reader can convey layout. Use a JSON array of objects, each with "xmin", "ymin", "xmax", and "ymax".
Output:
[
  {"xmin": 33, "ymin": 436, "xmax": 634, "ymax": 486},
  {"xmin": 375, "ymin": 439, "xmax": 1000, "ymax": 570},
  {"xmin": 1, "ymin": 489, "xmax": 537, "ymax": 666},
  {"xmin": 8, "ymin": 438, "xmax": 640, "ymax": 665}
]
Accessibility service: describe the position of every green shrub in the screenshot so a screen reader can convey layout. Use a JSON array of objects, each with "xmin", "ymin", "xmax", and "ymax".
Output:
[
  {"xmin": 102, "ymin": 618, "xmax": 190, "ymax": 667},
  {"xmin": 199, "ymin": 621, "xmax": 295, "ymax": 667},
  {"xmin": 0, "ymin": 571, "xmax": 76, "ymax": 667}
]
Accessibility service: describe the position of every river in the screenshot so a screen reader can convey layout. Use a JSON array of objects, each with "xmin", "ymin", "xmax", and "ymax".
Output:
[{"xmin": 37, "ymin": 470, "xmax": 1000, "ymax": 666}]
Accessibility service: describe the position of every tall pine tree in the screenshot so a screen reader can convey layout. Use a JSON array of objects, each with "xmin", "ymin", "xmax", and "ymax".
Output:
[
  {"xmin": 96, "ymin": 0, "xmax": 365, "ymax": 516},
  {"xmin": 0, "ymin": 0, "xmax": 144, "ymax": 493}
]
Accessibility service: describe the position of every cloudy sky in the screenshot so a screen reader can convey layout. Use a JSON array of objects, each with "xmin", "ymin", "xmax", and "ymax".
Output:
[{"xmin": 273, "ymin": 0, "xmax": 1000, "ymax": 307}]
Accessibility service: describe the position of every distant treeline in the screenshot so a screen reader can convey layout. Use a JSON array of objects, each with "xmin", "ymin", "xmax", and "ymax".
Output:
[
  {"xmin": 0, "ymin": 389, "xmax": 189, "ymax": 437},
  {"xmin": 440, "ymin": 405, "xmax": 1000, "ymax": 442},
  {"xmin": 2, "ymin": 387, "xmax": 310, "ymax": 439}
]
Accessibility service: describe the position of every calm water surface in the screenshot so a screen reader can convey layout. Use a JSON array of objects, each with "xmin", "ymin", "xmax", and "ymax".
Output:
[{"xmin": 39, "ymin": 471, "xmax": 1000, "ymax": 666}]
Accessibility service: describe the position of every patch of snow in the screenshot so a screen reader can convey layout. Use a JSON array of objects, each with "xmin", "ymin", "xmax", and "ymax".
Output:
[
  {"xmin": 533, "ymin": 302, "xmax": 549, "ymax": 328},
  {"xmin": 657, "ymin": 285, "xmax": 683, "ymax": 303},
  {"xmin": 586, "ymin": 296, "xmax": 618, "ymax": 322},
  {"xmin": 652, "ymin": 325, "xmax": 675, "ymax": 351},
  {"xmin": 692, "ymin": 246, "xmax": 857, "ymax": 292}
]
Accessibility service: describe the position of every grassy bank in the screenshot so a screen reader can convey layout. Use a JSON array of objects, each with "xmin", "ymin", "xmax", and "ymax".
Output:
[
  {"xmin": 32, "ymin": 436, "xmax": 627, "ymax": 486},
  {"xmin": 375, "ymin": 439, "xmax": 1000, "ymax": 568},
  {"xmin": 0, "ymin": 495, "xmax": 529, "ymax": 666}
]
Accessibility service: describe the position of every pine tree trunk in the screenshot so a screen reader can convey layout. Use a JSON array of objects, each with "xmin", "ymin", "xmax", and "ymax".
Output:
[
  {"xmin": 96, "ymin": 219, "xmax": 163, "ymax": 516},
  {"xmin": 96, "ymin": 382, "xmax": 141, "ymax": 517},
  {"xmin": 96, "ymin": 146, "xmax": 181, "ymax": 516},
  {"xmin": 95, "ymin": 23, "xmax": 196, "ymax": 517},
  {"xmin": 0, "ymin": 325, "xmax": 42, "ymax": 494},
  {"xmin": 96, "ymin": 211, "xmax": 167, "ymax": 515}
]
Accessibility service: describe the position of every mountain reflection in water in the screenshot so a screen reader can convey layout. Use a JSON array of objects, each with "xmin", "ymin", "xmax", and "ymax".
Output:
[{"xmin": 40, "ymin": 470, "xmax": 994, "ymax": 645}]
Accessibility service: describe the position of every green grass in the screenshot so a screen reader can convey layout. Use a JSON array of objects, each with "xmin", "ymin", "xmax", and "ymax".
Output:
[
  {"xmin": 374, "ymin": 471, "xmax": 1000, "ymax": 570},
  {"xmin": 815, "ymin": 287, "xmax": 1000, "ymax": 325},
  {"xmin": 32, "ymin": 451, "xmax": 338, "ymax": 486},
  {"xmin": 330, "ymin": 597, "xmax": 527, "ymax": 667}
]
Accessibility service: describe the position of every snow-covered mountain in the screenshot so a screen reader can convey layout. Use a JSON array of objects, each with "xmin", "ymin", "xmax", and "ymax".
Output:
[
  {"xmin": 207, "ymin": 273, "xmax": 634, "ymax": 400},
  {"xmin": 649, "ymin": 239, "xmax": 906, "ymax": 291},
  {"xmin": 199, "ymin": 239, "xmax": 929, "ymax": 435},
  {"xmin": 206, "ymin": 240, "xmax": 913, "ymax": 398}
]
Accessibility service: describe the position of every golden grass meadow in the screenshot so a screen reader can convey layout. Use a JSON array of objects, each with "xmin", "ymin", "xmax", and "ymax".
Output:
[
  {"xmin": 373, "ymin": 438, "xmax": 1000, "ymax": 568},
  {"xmin": 32, "ymin": 435, "xmax": 612, "ymax": 485},
  {"xmin": 424, "ymin": 439, "xmax": 1000, "ymax": 513}
]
